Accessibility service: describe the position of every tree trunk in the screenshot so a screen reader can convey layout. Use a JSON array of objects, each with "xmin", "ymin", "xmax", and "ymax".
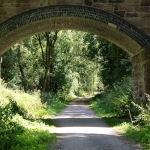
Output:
[
  {"xmin": 42, "ymin": 65, "xmax": 50, "ymax": 92},
  {"xmin": 38, "ymin": 31, "xmax": 58, "ymax": 92},
  {"xmin": 17, "ymin": 45, "xmax": 28, "ymax": 92},
  {"xmin": 0, "ymin": 57, "xmax": 2, "ymax": 80}
]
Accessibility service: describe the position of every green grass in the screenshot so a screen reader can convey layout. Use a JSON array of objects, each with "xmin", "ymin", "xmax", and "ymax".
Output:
[
  {"xmin": 0, "ymin": 81, "xmax": 67, "ymax": 150},
  {"xmin": 11, "ymin": 115, "xmax": 57, "ymax": 150},
  {"xmin": 89, "ymin": 100, "xmax": 117, "ymax": 118},
  {"xmin": 114, "ymin": 122, "xmax": 150, "ymax": 150},
  {"xmin": 89, "ymin": 100, "xmax": 150, "ymax": 150},
  {"xmin": 47, "ymin": 101, "xmax": 67, "ymax": 117}
]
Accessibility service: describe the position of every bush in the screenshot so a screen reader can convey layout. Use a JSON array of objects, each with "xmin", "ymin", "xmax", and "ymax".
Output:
[
  {"xmin": 0, "ymin": 82, "xmax": 57, "ymax": 150},
  {"xmin": 120, "ymin": 123, "xmax": 150, "ymax": 150},
  {"xmin": 0, "ymin": 100, "xmax": 24, "ymax": 150},
  {"xmin": 89, "ymin": 77, "xmax": 150, "ymax": 150},
  {"xmin": 91, "ymin": 77, "xmax": 132, "ymax": 117},
  {"xmin": 132, "ymin": 94, "xmax": 150, "ymax": 127},
  {"xmin": 11, "ymin": 115, "xmax": 57, "ymax": 150}
]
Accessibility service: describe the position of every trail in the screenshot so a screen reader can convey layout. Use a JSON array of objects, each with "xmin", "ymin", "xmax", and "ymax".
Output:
[{"xmin": 51, "ymin": 98, "xmax": 143, "ymax": 150}]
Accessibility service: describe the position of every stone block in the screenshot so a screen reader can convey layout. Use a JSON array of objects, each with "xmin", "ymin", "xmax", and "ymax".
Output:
[
  {"xmin": 127, "ymin": 17, "xmax": 145, "ymax": 27},
  {"xmin": 85, "ymin": 0, "xmax": 92, "ymax": 5},
  {"xmin": 114, "ymin": 10, "xmax": 125, "ymax": 17},
  {"xmin": 139, "ymin": 12, "xmax": 150, "ymax": 18},
  {"xmin": 0, "ymin": 1, "xmax": 3, "ymax": 7},
  {"xmin": 108, "ymin": 0, "xmax": 125, "ymax": 3},
  {"xmin": 0, "ymin": 15, "xmax": 7, "ymax": 22},
  {"xmin": 140, "ymin": 6, "xmax": 150, "ymax": 12},
  {"xmin": 140, "ymin": 27, "xmax": 150, "ymax": 34},
  {"xmin": 93, "ymin": 0, "xmax": 106, "ymax": 2},
  {"xmin": 55, "ymin": 0, "xmax": 71, "ymax": 4},
  {"xmin": 145, "ymin": 19, "xmax": 150, "ymax": 27},
  {"xmin": 126, "ymin": 12, "xmax": 139, "ymax": 17},
  {"xmin": 16, "ymin": 0, "xmax": 29, "ymax": 2},
  {"xmin": 3, "ymin": 0, "xmax": 15, "ymax": 2},
  {"xmin": 118, "ymin": 3, "xmax": 131, "ymax": 11},
  {"xmin": 76, "ymin": 0, "xmax": 84, "ymax": 4},
  {"xmin": 133, "ymin": 0, "xmax": 140, "ymax": 3},
  {"xmin": 0, "ymin": 8, "xmax": 7, "ymax": 15},
  {"xmin": 103, "ymin": 5, "xmax": 114, "ymax": 12},
  {"xmin": 141, "ymin": 0, "xmax": 150, "ymax": 6},
  {"xmin": 93, "ymin": 3, "xmax": 103, "ymax": 8},
  {"xmin": 11, "ymin": 3, "xmax": 21, "ymax": 7}
]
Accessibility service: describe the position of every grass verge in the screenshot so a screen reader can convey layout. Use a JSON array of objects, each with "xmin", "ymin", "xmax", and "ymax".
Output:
[
  {"xmin": 89, "ymin": 101, "xmax": 150, "ymax": 150},
  {"xmin": 0, "ymin": 82, "xmax": 68, "ymax": 150}
]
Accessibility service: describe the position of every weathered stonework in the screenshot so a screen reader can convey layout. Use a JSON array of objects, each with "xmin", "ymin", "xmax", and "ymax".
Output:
[
  {"xmin": 0, "ymin": 0, "xmax": 150, "ymax": 35},
  {"xmin": 132, "ymin": 49, "xmax": 150, "ymax": 102},
  {"xmin": 0, "ymin": 0, "xmax": 150, "ymax": 101},
  {"xmin": 0, "ymin": 5, "xmax": 149, "ymax": 55}
]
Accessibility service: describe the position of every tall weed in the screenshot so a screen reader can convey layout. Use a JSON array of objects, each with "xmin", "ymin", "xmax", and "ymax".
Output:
[
  {"xmin": 0, "ymin": 81, "xmax": 62, "ymax": 150},
  {"xmin": 131, "ymin": 94, "xmax": 150, "ymax": 127},
  {"xmin": 92, "ymin": 77, "xmax": 132, "ymax": 117}
]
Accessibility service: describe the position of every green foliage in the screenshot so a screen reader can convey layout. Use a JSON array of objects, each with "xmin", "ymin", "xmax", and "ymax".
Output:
[
  {"xmin": 131, "ymin": 95, "xmax": 150, "ymax": 127},
  {"xmin": 99, "ymin": 39, "xmax": 131, "ymax": 86},
  {"xmin": 10, "ymin": 115, "xmax": 57, "ymax": 150},
  {"xmin": 2, "ymin": 30, "xmax": 103, "ymax": 96},
  {"xmin": 40, "ymin": 92, "xmax": 67, "ymax": 117},
  {"xmin": 0, "ymin": 82, "xmax": 62, "ymax": 150},
  {"xmin": 89, "ymin": 78, "xmax": 150, "ymax": 150},
  {"xmin": 1, "ymin": 90, "xmax": 44, "ymax": 118},
  {"xmin": 1, "ymin": 48, "xmax": 18, "ymax": 83},
  {"xmin": 114, "ymin": 122, "xmax": 150, "ymax": 150},
  {"xmin": 0, "ymin": 100, "xmax": 24, "ymax": 150},
  {"xmin": 90, "ymin": 77, "xmax": 132, "ymax": 117}
]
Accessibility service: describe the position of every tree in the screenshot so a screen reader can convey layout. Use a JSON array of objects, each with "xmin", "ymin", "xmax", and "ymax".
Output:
[
  {"xmin": 35, "ymin": 31, "xmax": 58, "ymax": 92},
  {"xmin": 83, "ymin": 33, "xmax": 131, "ymax": 87},
  {"xmin": 16, "ymin": 44, "xmax": 28, "ymax": 92},
  {"xmin": 1, "ymin": 47, "xmax": 19, "ymax": 87},
  {"xmin": 2, "ymin": 30, "xmax": 130, "ymax": 95},
  {"xmin": 100, "ymin": 40, "xmax": 131, "ymax": 86},
  {"xmin": 0, "ymin": 57, "xmax": 2, "ymax": 79}
]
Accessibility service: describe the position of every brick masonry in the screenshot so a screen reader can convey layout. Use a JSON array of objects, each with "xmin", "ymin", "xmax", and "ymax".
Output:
[{"xmin": 0, "ymin": 0, "xmax": 150, "ymax": 101}]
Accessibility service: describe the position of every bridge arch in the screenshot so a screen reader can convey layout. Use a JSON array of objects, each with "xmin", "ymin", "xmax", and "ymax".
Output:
[{"xmin": 0, "ymin": 5, "xmax": 150, "ymax": 101}]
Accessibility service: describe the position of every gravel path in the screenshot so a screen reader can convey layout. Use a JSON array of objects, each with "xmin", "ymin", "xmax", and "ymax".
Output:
[{"xmin": 51, "ymin": 98, "xmax": 143, "ymax": 150}]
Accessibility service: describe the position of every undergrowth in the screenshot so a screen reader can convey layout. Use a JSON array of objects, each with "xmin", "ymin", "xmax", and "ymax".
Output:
[
  {"xmin": 0, "ymin": 80, "xmax": 67, "ymax": 150},
  {"xmin": 89, "ymin": 77, "xmax": 132, "ymax": 117},
  {"xmin": 89, "ymin": 77, "xmax": 150, "ymax": 150}
]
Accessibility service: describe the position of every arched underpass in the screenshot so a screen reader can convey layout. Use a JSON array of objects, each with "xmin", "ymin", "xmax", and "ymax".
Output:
[{"xmin": 0, "ymin": 5, "xmax": 150, "ymax": 101}]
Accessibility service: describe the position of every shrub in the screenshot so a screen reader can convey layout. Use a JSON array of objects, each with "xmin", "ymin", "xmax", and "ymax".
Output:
[
  {"xmin": 132, "ymin": 94, "xmax": 150, "ymax": 127},
  {"xmin": 11, "ymin": 116, "xmax": 57, "ymax": 150},
  {"xmin": 0, "ymin": 82, "xmax": 57, "ymax": 150},
  {"xmin": 91, "ymin": 77, "xmax": 132, "ymax": 117},
  {"xmin": 0, "ymin": 100, "xmax": 24, "ymax": 150}
]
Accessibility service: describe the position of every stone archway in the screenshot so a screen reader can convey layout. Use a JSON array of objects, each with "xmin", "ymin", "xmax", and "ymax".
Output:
[{"xmin": 0, "ymin": 5, "xmax": 150, "ymax": 101}]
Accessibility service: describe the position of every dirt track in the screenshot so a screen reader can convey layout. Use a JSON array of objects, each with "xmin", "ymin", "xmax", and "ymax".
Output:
[{"xmin": 51, "ymin": 98, "xmax": 143, "ymax": 150}]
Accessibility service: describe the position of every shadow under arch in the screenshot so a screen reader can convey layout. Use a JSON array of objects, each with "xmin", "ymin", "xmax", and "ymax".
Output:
[{"xmin": 0, "ymin": 5, "xmax": 150, "ymax": 56}]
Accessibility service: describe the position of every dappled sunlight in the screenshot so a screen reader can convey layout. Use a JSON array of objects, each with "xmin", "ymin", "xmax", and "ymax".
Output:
[
  {"xmin": 54, "ymin": 104, "xmax": 97, "ymax": 118},
  {"xmin": 56, "ymin": 127, "xmax": 116, "ymax": 135},
  {"xmin": 52, "ymin": 103, "xmax": 119, "ymax": 136},
  {"xmin": 53, "ymin": 106, "xmax": 117, "ymax": 136},
  {"xmin": 52, "ymin": 102, "xmax": 142, "ymax": 150}
]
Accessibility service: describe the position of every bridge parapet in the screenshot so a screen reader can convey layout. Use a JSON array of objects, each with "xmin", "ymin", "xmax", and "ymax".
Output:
[
  {"xmin": 0, "ymin": 0, "xmax": 150, "ymax": 101},
  {"xmin": 0, "ymin": 0, "xmax": 150, "ymax": 35}
]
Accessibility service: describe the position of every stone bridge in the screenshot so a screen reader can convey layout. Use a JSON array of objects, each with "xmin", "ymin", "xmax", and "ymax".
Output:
[{"xmin": 0, "ymin": 0, "xmax": 150, "ymax": 101}]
